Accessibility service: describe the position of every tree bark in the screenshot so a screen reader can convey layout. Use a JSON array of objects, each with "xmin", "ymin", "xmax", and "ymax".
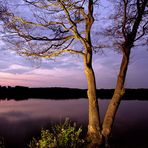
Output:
[
  {"xmin": 101, "ymin": 0, "xmax": 147, "ymax": 143},
  {"xmin": 102, "ymin": 48, "xmax": 130, "ymax": 141},
  {"xmin": 84, "ymin": 53, "xmax": 103, "ymax": 147}
]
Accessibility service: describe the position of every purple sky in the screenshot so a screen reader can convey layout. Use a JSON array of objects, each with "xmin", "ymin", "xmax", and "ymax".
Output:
[
  {"xmin": 0, "ymin": 42, "xmax": 147, "ymax": 88},
  {"xmin": 0, "ymin": 0, "xmax": 148, "ymax": 88}
]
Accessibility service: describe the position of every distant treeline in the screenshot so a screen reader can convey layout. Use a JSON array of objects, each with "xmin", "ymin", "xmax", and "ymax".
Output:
[{"xmin": 0, "ymin": 86, "xmax": 148, "ymax": 100}]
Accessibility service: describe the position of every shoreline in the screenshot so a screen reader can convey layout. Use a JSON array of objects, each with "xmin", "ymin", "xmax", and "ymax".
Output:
[{"xmin": 0, "ymin": 86, "xmax": 148, "ymax": 100}]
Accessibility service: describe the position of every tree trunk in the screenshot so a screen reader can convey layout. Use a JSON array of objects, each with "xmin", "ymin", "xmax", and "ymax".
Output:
[
  {"xmin": 102, "ymin": 48, "xmax": 130, "ymax": 141},
  {"xmin": 84, "ymin": 55, "xmax": 103, "ymax": 147}
]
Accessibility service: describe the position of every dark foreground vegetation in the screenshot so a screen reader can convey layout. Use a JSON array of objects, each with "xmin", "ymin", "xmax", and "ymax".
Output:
[
  {"xmin": 1, "ymin": 119, "xmax": 87, "ymax": 148},
  {"xmin": 29, "ymin": 119, "xmax": 86, "ymax": 148},
  {"xmin": 0, "ymin": 86, "xmax": 148, "ymax": 100},
  {"xmin": 1, "ymin": 117, "xmax": 148, "ymax": 148}
]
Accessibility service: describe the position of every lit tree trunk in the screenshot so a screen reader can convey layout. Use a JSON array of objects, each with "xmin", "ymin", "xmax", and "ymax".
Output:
[
  {"xmin": 84, "ymin": 51, "xmax": 103, "ymax": 147},
  {"xmin": 102, "ymin": 0, "xmax": 147, "ymax": 143},
  {"xmin": 102, "ymin": 48, "xmax": 131, "ymax": 140},
  {"xmin": 83, "ymin": 0, "xmax": 103, "ymax": 146}
]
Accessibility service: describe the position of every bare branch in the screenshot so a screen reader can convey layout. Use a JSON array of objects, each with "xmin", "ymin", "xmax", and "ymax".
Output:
[
  {"xmin": 17, "ymin": 33, "xmax": 75, "ymax": 42},
  {"xmin": 122, "ymin": 0, "xmax": 128, "ymax": 39},
  {"xmin": 135, "ymin": 21, "xmax": 148, "ymax": 41},
  {"xmin": 21, "ymin": 48, "xmax": 84, "ymax": 58},
  {"xmin": 57, "ymin": 0, "xmax": 85, "ymax": 42}
]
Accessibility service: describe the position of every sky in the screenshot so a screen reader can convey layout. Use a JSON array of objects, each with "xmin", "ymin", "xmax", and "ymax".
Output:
[
  {"xmin": 0, "ymin": 41, "xmax": 147, "ymax": 88},
  {"xmin": 0, "ymin": 0, "xmax": 148, "ymax": 89}
]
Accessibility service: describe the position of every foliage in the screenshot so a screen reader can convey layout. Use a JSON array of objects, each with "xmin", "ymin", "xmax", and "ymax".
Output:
[
  {"xmin": 0, "ymin": 137, "xmax": 4, "ymax": 148},
  {"xmin": 29, "ymin": 119, "xmax": 85, "ymax": 148}
]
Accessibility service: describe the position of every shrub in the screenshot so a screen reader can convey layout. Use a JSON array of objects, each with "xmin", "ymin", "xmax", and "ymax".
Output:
[
  {"xmin": 29, "ymin": 118, "xmax": 85, "ymax": 148},
  {"xmin": 0, "ymin": 137, "xmax": 4, "ymax": 148}
]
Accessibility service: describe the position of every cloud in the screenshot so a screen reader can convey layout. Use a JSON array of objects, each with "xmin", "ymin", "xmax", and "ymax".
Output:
[
  {"xmin": 0, "ymin": 45, "xmax": 148, "ymax": 88},
  {"xmin": 0, "ymin": 0, "xmax": 147, "ymax": 88},
  {"xmin": 0, "ymin": 43, "xmax": 87, "ymax": 88},
  {"xmin": 125, "ymin": 49, "xmax": 148, "ymax": 88},
  {"xmin": 0, "ymin": 64, "xmax": 32, "ymax": 74}
]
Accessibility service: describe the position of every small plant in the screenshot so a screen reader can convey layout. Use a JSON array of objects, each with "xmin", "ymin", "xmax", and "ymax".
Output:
[
  {"xmin": 29, "ymin": 118, "xmax": 85, "ymax": 148},
  {"xmin": 0, "ymin": 137, "xmax": 4, "ymax": 148}
]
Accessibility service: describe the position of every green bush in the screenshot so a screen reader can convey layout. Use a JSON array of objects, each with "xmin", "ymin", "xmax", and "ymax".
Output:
[{"xmin": 29, "ymin": 119, "xmax": 85, "ymax": 148}]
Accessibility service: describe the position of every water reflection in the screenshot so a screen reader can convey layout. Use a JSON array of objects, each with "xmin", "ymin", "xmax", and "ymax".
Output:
[
  {"xmin": 0, "ymin": 99, "xmax": 89, "ymax": 122},
  {"xmin": 0, "ymin": 99, "xmax": 148, "ymax": 148}
]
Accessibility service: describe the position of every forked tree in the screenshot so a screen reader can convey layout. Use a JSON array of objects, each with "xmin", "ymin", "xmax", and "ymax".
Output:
[
  {"xmin": 0, "ymin": 0, "xmax": 147, "ymax": 147},
  {"xmin": 102, "ymin": 0, "xmax": 148, "ymax": 142},
  {"xmin": 0, "ymin": 0, "xmax": 103, "ymax": 146}
]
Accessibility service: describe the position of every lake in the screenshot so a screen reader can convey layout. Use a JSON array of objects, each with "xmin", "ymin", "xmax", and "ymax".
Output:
[{"xmin": 0, "ymin": 98, "xmax": 148, "ymax": 148}]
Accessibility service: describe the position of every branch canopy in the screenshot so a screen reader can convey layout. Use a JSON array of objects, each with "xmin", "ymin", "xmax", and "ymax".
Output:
[
  {"xmin": 103, "ymin": 0, "xmax": 148, "ymax": 50},
  {"xmin": 0, "ymin": 0, "xmax": 101, "ymax": 58}
]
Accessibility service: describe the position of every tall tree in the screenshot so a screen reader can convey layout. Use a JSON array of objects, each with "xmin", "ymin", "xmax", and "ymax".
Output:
[
  {"xmin": 102, "ymin": 0, "xmax": 148, "ymax": 142},
  {"xmin": 1, "ymin": 0, "xmax": 147, "ymax": 147},
  {"xmin": 0, "ymin": 0, "xmax": 103, "ymax": 146}
]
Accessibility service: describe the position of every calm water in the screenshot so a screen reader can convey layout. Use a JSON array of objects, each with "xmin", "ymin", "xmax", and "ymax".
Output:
[{"xmin": 0, "ymin": 98, "xmax": 148, "ymax": 148}]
